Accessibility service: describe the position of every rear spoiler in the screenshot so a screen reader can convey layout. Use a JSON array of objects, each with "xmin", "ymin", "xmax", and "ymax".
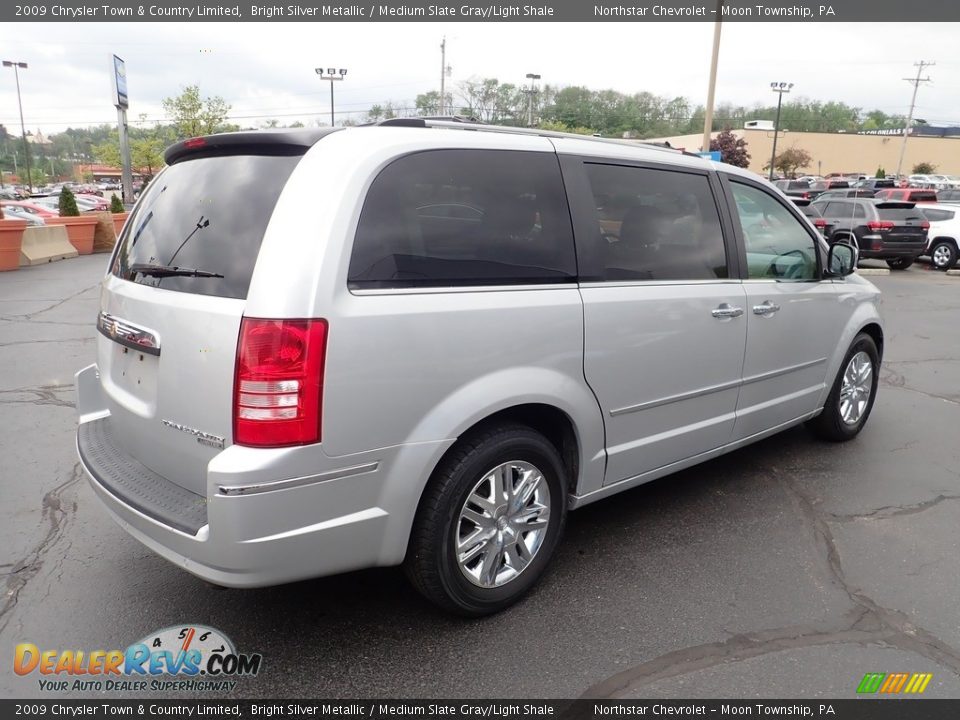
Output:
[
  {"xmin": 789, "ymin": 198, "xmax": 811, "ymax": 207},
  {"xmin": 873, "ymin": 201, "xmax": 916, "ymax": 209},
  {"xmin": 165, "ymin": 128, "xmax": 341, "ymax": 164}
]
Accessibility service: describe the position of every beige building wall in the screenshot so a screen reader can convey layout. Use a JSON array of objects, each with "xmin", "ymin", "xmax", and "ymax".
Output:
[{"xmin": 642, "ymin": 129, "xmax": 960, "ymax": 177}]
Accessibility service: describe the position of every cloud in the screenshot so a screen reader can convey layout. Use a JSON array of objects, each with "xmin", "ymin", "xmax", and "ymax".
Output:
[{"xmin": 1, "ymin": 21, "xmax": 957, "ymax": 134}]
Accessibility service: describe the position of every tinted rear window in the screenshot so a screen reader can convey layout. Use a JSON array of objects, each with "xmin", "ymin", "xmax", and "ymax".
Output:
[
  {"xmin": 112, "ymin": 154, "xmax": 301, "ymax": 299},
  {"xmin": 923, "ymin": 208, "xmax": 955, "ymax": 222},
  {"xmin": 908, "ymin": 191, "xmax": 937, "ymax": 201},
  {"xmin": 877, "ymin": 207, "xmax": 926, "ymax": 222},
  {"xmin": 348, "ymin": 150, "xmax": 575, "ymax": 289}
]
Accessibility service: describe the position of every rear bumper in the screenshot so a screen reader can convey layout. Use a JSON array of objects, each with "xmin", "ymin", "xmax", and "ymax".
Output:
[
  {"xmin": 75, "ymin": 364, "xmax": 452, "ymax": 588},
  {"xmin": 857, "ymin": 234, "xmax": 925, "ymax": 259}
]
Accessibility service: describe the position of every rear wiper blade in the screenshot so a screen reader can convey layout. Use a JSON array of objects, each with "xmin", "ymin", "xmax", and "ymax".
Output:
[{"xmin": 129, "ymin": 263, "xmax": 224, "ymax": 278}]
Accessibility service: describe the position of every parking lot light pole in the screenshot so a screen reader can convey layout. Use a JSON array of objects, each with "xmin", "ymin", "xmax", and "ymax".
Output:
[
  {"xmin": 768, "ymin": 81, "xmax": 793, "ymax": 181},
  {"xmin": 523, "ymin": 73, "xmax": 541, "ymax": 127},
  {"xmin": 3, "ymin": 60, "xmax": 32, "ymax": 193},
  {"xmin": 315, "ymin": 67, "xmax": 347, "ymax": 127}
]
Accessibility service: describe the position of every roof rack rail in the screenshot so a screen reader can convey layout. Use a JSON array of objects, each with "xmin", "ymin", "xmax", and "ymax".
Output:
[
  {"xmin": 365, "ymin": 116, "xmax": 686, "ymax": 156},
  {"xmin": 378, "ymin": 115, "xmax": 479, "ymax": 127}
]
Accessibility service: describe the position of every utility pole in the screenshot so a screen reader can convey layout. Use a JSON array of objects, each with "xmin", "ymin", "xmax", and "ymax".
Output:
[
  {"xmin": 3, "ymin": 60, "xmax": 32, "ymax": 192},
  {"xmin": 768, "ymin": 81, "xmax": 793, "ymax": 180},
  {"xmin": 523, "ymin": 73, "xmax": 541, "ymax": 127},
  {"xmin": 439, "ymin": 37, "xmax": 446, "ymax": 115},
  {"xmin": 701, "ymin": 0, "xmax": 723, "ymax": 154},
  {"xmin": 895, "ymin": 61, "xmax": 934, "ymax": 179}
]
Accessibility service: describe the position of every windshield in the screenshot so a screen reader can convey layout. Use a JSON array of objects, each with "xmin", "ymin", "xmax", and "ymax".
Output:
[{"xmin": 111, "ymin": 154, "xmax": 301, "ymax": 299}]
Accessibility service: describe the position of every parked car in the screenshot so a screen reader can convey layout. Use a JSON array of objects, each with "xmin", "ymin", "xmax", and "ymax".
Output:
[
  {"xmin": 937, "ymin": 189, "xmax": 960, "ymax": 204},
  {"xmin": 853, "ymin": 178, "xmax": 896, "ymax": 191},
  {"xmin": 874, "ymin": 188, "xmax": 938, "ymax": 203},
  {"xmin": 75, "ymin": 123, "xmax": 883, "ymax": 615},
  {"xmin": 815, "ymin": 189, "xmax": 876, "ymax": 201},
  {"xmin": 810, "ymin": 197, "xmax": 929, "ymax": 269},
  {"xmin": 32, "ymin": 193, "xmax": 109, "ymax": 213},
  {"xmin": 3, "ymin": 200, "xmax": 58, "ymax": 219},
  {"xmin": 789, "ymin": 197, "xmax": 833, "ymax": 236},
  {"xmin": 0, "ymin": 203, "xmax": 45, "ymax": 226},
  {"xmin": 919, "ymin": 204, "xmax": 960, "ymax": 270},
  {"xmin": 773, "ymin": 179, "xmax": 814, "ymax": 198},
  {"xmin": 908, "ymin": 174, "xmax": 940, "ymax": 189}
]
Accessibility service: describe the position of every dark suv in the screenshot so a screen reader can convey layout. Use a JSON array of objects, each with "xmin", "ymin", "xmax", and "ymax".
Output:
[{"xmin": 810, "ymin": 198, "xmax": 930, "ymax": 269}]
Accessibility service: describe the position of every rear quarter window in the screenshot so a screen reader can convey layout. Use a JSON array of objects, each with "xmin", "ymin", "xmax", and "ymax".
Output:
[
  {"xmin": 112, "ymin": 154, "xmax": 301, "ymax": 299},
  {"xmin": 348, "ymin": 149, "xmax": 576, "ymax": 289}
]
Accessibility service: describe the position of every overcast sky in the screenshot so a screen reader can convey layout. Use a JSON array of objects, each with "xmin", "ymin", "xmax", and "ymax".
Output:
[{"xmin": 1, "ymin": 22, "xmax": 958, "ymax": 136}]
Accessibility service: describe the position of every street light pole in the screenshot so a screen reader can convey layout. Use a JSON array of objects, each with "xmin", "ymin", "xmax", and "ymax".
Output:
[
  {"xmin": 768, "ymin": 81, "xmax": 793, "ymax": 181},
  {"xmin": 701, "ymin": 0, "xmax": 723, "ymax": 154},
  {"xmin": 3, "ymin": 60, "xmax": 32, "ymax": 192},
  {"xmin": 315, "ymin": 67, "xmax": 347, "ymax": 127},
  {"xmin": 523, "ymin": 73, "xmax": 541, "ymax": 127}
]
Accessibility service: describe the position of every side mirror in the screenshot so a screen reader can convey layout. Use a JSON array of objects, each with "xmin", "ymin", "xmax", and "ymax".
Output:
[{"xmin": 827, "ymin": 242, "xmax": 857, "ymax": 277}]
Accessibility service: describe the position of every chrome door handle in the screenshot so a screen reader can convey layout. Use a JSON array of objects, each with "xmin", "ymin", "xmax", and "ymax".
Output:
[
  {"xmin": 753, "ymin": 301, "xmax": 781, "ymax": 316},
  {"xmin": 711, "ymin": 303, "xmax": 744, "ymax": 319}
]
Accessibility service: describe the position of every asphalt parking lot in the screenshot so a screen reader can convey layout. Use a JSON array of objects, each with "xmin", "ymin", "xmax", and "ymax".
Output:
[{"xmin": 1, "ymin": 256, "xmax": 958, "ymax": 700}]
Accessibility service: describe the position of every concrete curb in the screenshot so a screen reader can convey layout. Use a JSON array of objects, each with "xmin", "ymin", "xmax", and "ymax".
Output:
[
  {"xmin": 856, "ymin": 268, "xmax": 891, "ymax": 276},
  {"xmin": 946, "ymin": 269, "xmax": 960, "ymax": 276}
]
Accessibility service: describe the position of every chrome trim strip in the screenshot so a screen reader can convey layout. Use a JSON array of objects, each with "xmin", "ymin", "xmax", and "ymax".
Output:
[
  {"xmin": 569, "ymin": 410, "xmax": 820, "ymax": 509},
  {"xmin": 350, "ymin": 283, "xmax": 575, "ymax": 296},
  {"xmin": 97, "ymin": 311, "xmax": 160, "ymax": 356},
  {"xmin": 741, "ymin": 357, "xmax": 827, "ymax": 386},
  {"xmin": 609, "ymin": 357, "xmax": 827, "ymax": 417},
  {"xmin": 216, "ymin": 461, "xmax": 379, "ymax": 496},
  {"xmin": 610, "ymin": 378, "xmax": 742, "ymax": 417}
]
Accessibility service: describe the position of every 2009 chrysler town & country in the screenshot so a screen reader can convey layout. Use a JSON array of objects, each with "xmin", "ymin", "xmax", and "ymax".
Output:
[{"xmin": 75, "ymin": 121, "xmax": 882, "ymax": 615}]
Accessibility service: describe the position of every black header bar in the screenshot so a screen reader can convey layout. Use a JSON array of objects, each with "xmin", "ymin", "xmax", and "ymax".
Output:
[{"xmin": 4, "ymin": 0, "xmax": 959, "ymax": 23}]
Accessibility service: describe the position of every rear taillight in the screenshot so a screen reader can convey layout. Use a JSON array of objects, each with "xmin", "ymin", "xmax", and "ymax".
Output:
[
  {"xmin": 920, "ymin": 220, "xmax": 930, "ymax": 230},
  {"xmin": 233, "ymin": 318, "xmax": 328, "ymax": 447},
  {"xmin": 801, "ymin": 192, "xmax": 810, "ymax": 199},
  {"xmin": 867, "ymin": 221, "xmax": 895, "ymax": 231},
  {"xmin": 813, "ymin": 218, "xmax": 828, "ymax": 228}
]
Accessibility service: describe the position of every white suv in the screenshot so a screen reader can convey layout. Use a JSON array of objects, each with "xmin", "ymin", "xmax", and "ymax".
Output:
[
  {"xmin": 920, "ymin": 204, "xmax": 960, "ymax": 270},
  {"xmin": 75, "ymin": 121, "xmax": 883, "ymax": 615}
]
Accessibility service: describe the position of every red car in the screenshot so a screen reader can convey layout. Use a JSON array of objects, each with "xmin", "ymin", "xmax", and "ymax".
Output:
[
  {"xmin": 2, "ymin": 200, "xmax": 59, "ymax": 219},
  {"xmin": 874, "ymin": 188, "xmax": 938, "ymax": 203}
]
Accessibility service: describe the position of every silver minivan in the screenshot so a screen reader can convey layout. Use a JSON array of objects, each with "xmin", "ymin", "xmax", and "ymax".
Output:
[{"xmin": 76, "ymin": 121, "xmax": 882, "ymax": 615}]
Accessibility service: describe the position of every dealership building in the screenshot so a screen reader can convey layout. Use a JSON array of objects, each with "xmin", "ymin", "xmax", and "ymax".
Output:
[{"xmin": 646, "ymin": 123, "xmax": 960, "ymax": 177}]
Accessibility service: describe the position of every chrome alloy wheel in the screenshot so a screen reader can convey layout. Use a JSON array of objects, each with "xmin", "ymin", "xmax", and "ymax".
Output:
[
  {"xmin": 932, "ymin": 244, "xmax": 953, "ymax": 268},
  {"xmin": 455, "ymin": 461, "xmax": 551, "ymax": 588},
  {"xmin": 839, "ymin": 351, "xmax": 873, "ymax": 425}
]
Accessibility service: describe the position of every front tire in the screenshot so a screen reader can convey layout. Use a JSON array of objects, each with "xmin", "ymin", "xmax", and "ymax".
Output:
[
  {"xmin": 886, "ymin": 257, "xmax": 914, "ymax": 270},
  {"xmin": 405, "ymin": 423, "xmax": 568, "ymax": 616},
  {"xmin": 806, "ymin": 333, "xmax": 879, "ymax": 442},
  {"xmin": 929, "ymin": 240, "xmax": 957, "ymax": 271}
]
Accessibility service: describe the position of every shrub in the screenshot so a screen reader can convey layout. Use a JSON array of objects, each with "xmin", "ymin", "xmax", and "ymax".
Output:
[
  {"xmin": 58, "ymin": 187, "xmax": 80, "ymax": 217},
  {"xmin": 875, "ymin": 167, "xmax": 886, "ymax": 178},
  {"xmin": 912, "ymin": 162, "xmax": 936, "ymax": 175},
  {"xmin": 110, "ymin": 195, "xmax": 125, "ymax": 213}
]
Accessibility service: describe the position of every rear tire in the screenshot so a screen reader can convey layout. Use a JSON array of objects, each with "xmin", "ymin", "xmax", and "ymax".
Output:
[
  {"xmin": 806, "ymin": 333, "xmax": 879, "ymax": 442},
  {"xmin": 886, "ymin": 257, "xmax": 914, "ymax": 270},
  {"xmin": 929, "ymin": 240, "xmax": 957, "ymax": 271},
  {"xmin": 404, "ymin": 423, "xmax": 568, "ymax": 616}
]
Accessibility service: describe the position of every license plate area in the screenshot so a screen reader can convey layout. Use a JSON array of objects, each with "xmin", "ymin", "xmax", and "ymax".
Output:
[{"xmin": 109, "ymin": 343, "xmax": 158, "ymax": 404}]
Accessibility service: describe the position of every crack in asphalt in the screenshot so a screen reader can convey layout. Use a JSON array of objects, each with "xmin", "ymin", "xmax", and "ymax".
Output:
[
  {"xmin": 0, "ymin": 282, "xmax": 100, "ymax": 321},
  {"xmin": 880, "ymin": 367, "xmax": 960, "ymax": 405},
  {"xmin": 824, "ymin": 494, "xmax": 960, "ymax": 522},
  {"xmin": 580, "ymin": 470, "xmax": 960, "ymax": 698},
  {"xmin": 0, "ymin": 464, "xmax": 82, "ymax": 637},
  {"xmin": 0, "ymin": 337, "xmax": 94, "ymax": 349},
  {"xmin": 0, "ymin": 384, "xmax": 75, "ymax": 409}
]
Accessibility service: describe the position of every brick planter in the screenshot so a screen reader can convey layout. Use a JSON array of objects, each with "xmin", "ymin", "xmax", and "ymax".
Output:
[{"xmin": 0, "ymin": 218, "xmax": 29, "ymax": 271}]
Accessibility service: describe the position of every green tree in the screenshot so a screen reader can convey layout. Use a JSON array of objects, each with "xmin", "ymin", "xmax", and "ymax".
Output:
[
  {"xmin": 912, "ymin": 162, "xmax": 937, "ymax": 174},
  {"xmin": 538, "ymin": 120, "xmax": 596, "ymax": 136},
  {"xmin": 161, "ymin": 85, "xmax": 232, "ymax": 140},
  {"xmin": 709, "ymin": 128, "xmax": 750, "ymax": 168},
  {"xmin": 59, "ymin": 187, "xmax": 80, "ymax": 216},
  {"xmin": 765, "ymin": 146, "xmax": 812, "ymax": 178},
  {"xmin": 415, "ymin": 90, "xmax": 454, "ymax": 116}
]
